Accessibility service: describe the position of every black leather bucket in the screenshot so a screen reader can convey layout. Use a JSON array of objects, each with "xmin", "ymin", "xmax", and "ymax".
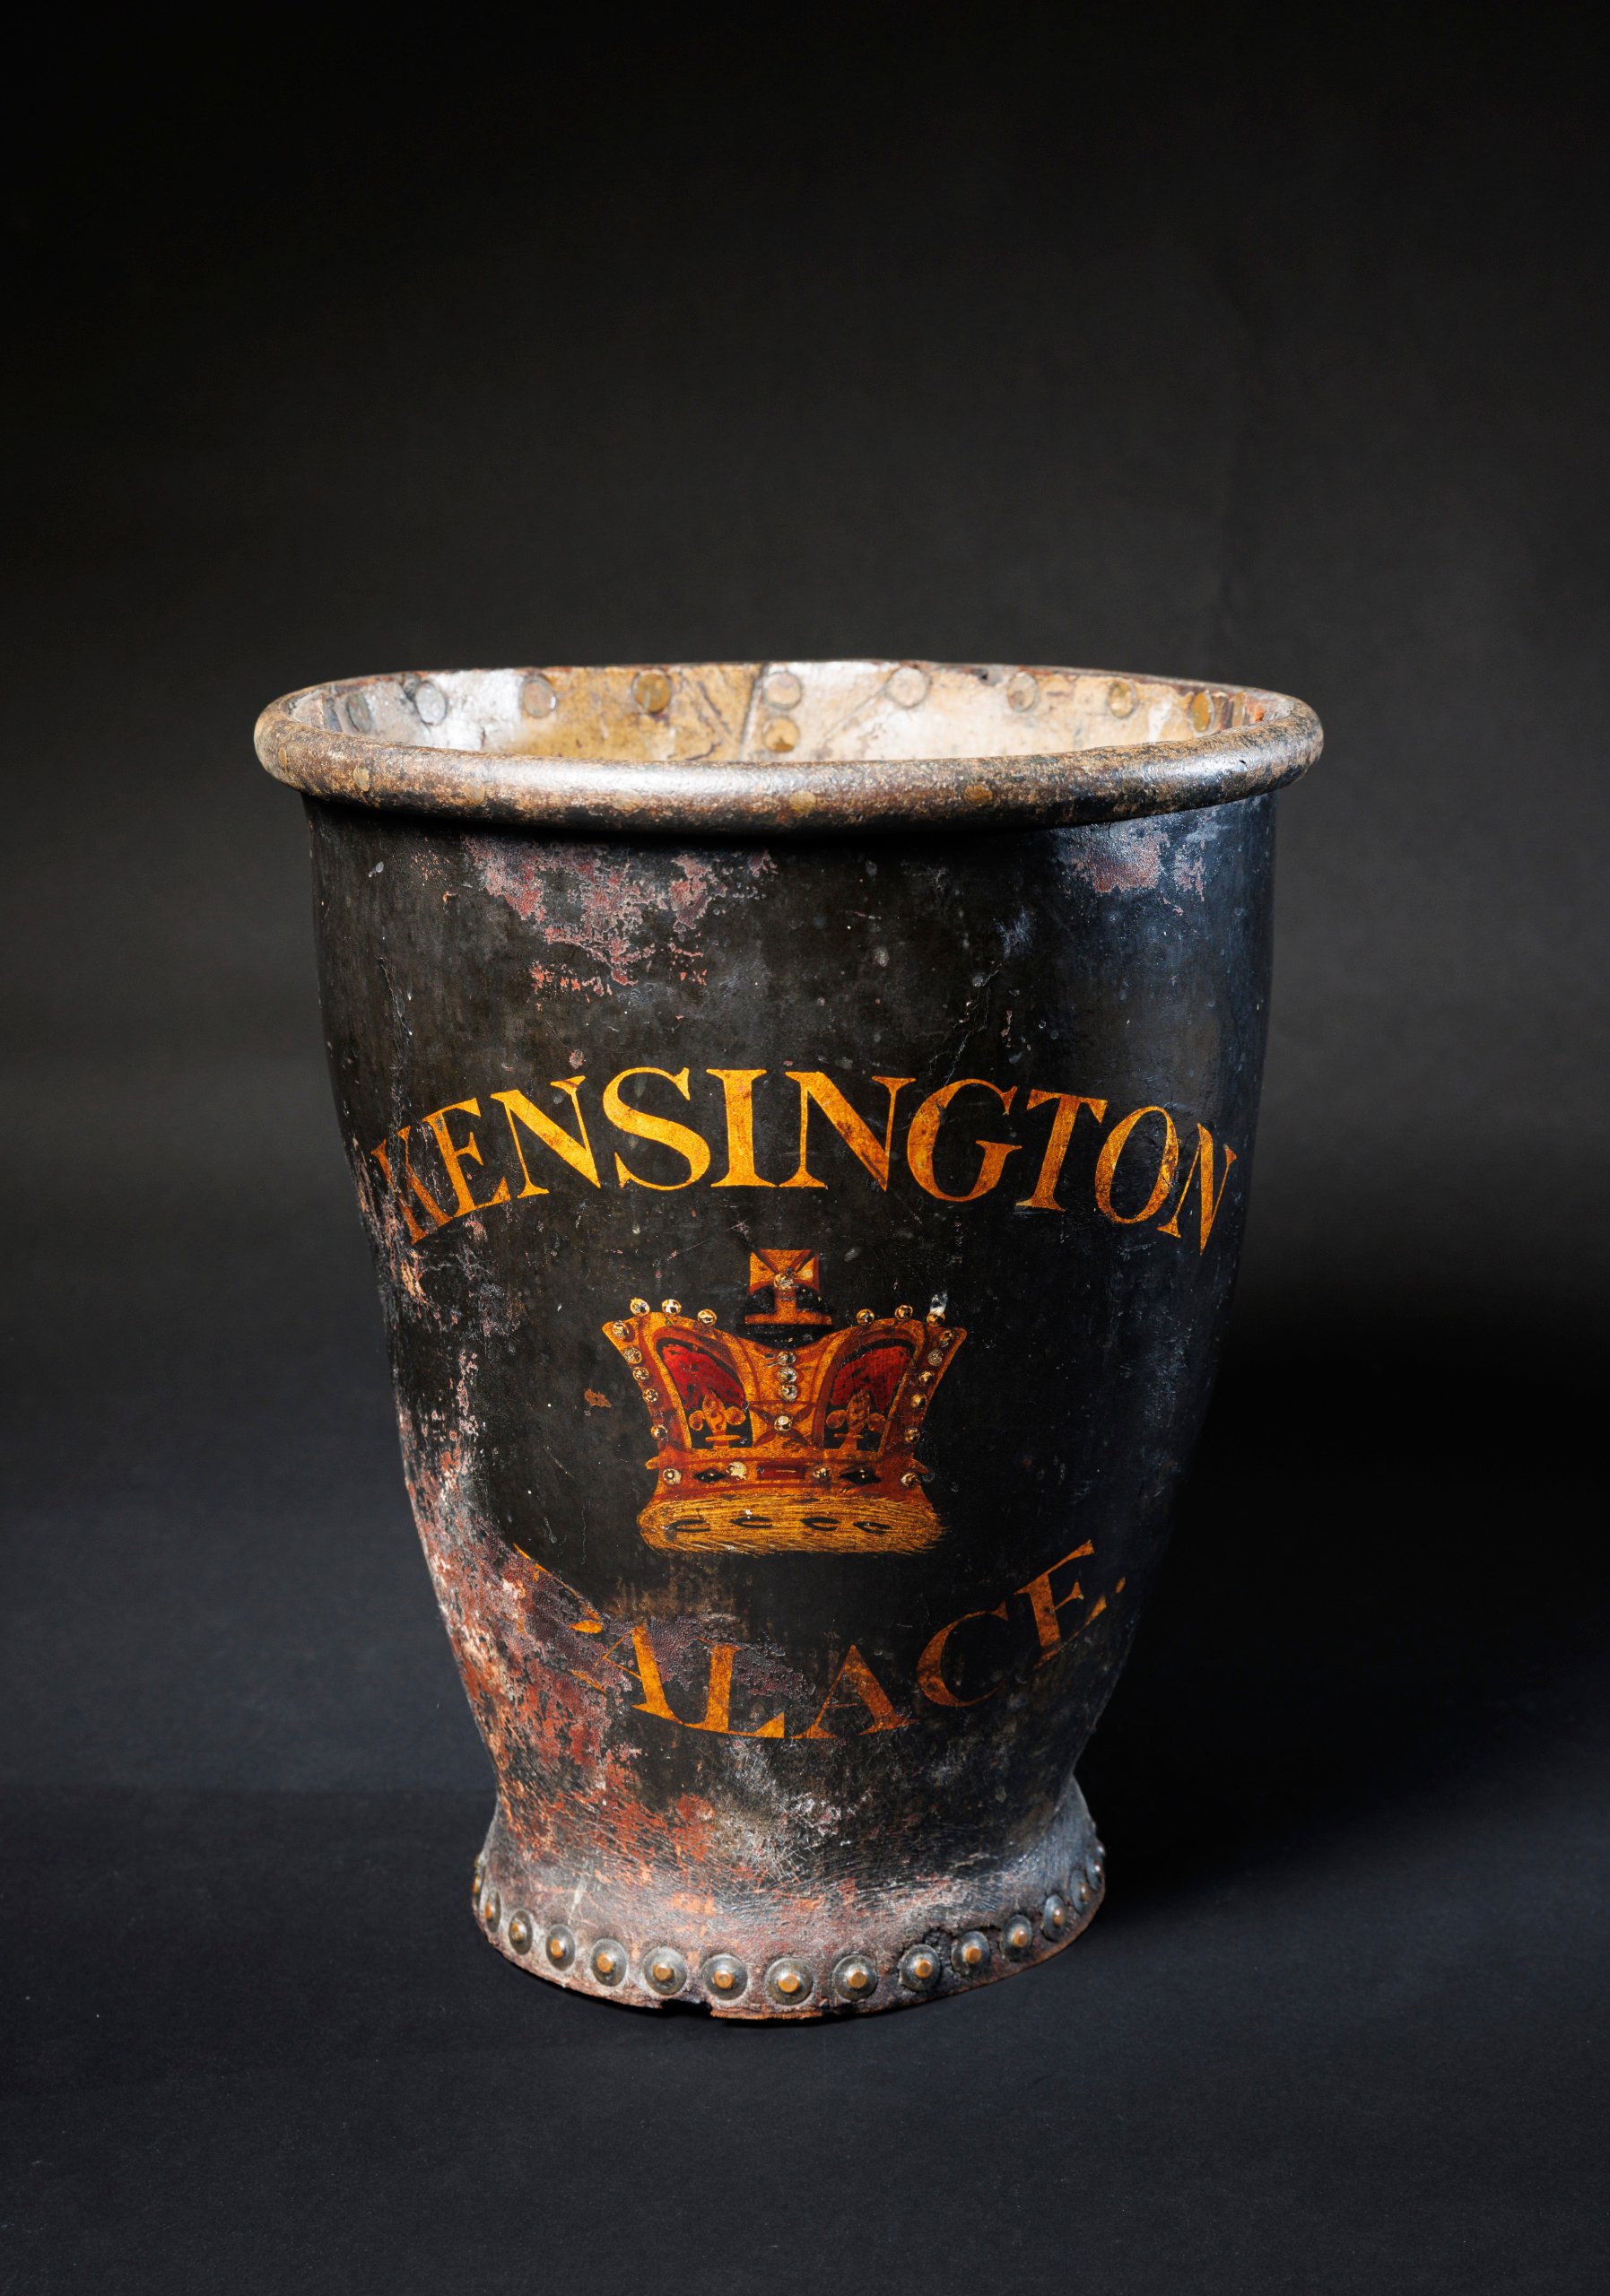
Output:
[{"xmin": 257, "ymin": 657, "xmax": 1321, "ymax": 2017}]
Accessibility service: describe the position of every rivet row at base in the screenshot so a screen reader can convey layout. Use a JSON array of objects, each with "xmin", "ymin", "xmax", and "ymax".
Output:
[{"xmin": 470, "ymin": 1855, "xmax": 1106, "ymax": 2008}]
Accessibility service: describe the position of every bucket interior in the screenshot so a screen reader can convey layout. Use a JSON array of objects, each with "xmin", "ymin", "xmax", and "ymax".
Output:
[{"xmin": 293, "ymin": 660, "xmax": 1272, "ymax": 767}]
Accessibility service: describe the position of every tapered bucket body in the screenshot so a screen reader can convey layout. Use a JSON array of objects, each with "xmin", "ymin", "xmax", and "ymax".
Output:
[{"xmin": 257, "ymin": 659, "xmax": 1320, "ymax": 2016}]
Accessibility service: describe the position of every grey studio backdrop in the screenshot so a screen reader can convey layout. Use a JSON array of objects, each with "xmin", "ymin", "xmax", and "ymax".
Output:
[{"xmin": 4, "ymin": 17, "xmax": 1607, "ymax": 2293}]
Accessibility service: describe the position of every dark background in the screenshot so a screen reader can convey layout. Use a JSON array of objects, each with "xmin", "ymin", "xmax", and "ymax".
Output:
[{"xmin": 4, "ymin": 8, "xmax": 1606, "ymax": 2289}]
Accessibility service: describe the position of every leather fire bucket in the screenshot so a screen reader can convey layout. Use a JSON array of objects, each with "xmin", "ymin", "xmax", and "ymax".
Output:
[{"xmin": 256, "ymin": 659, "xmax": 1321, "ymax": 2018}]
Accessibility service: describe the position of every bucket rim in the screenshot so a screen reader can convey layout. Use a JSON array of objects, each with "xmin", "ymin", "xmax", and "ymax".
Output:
[{"xmin": 254, "ymin": 658, "xmax": 1321, "ymax": 835}]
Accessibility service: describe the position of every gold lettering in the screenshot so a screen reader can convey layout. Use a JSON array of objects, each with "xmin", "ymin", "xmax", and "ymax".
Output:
[
  {"xmin": 782, "ymin": 1072, "xmax": 915, "ymax": 1190},
  {"xmin": 708, "ymin": 1067, "xmax": 775, "ymax": 1187},
  {"xmin": 370, "ymin": 1128, "xmax": 450, "ymax": 1241},
  {"xmin": 611, "ymin": 1628, "xmax": 785, "ymax": 1734},
  {"xmin": 569, "ymin": 1623, "xmax": 647, "ymax": 1692},
  {"xmin": 685, "ymin": 1642, "xmax": 786, "ymax": 1736},
  {"xmin": 491, "ymin": 1080, "xmax": 601, "ymax": 1195},
  {"xmin": 1015, "ymin": 1089, "xmax": 1109, "ymax": 1211},
  {"xmin": 624, "ymin": 1624, "xmax": 680, "ymax": 1719},
  {"xmin": 801, "ymin": 1644, "xmax": 909, "ymax": 1737},
  {"xmin": 1017, "ymin": 1540, "xmax": 1096, "ymax": 1663},
  {"xmin": 916, "ymin": 1602, "xmax": 1011, "ymax": 1709},
  {"xmin": 1092, "ymin": 1106, "xmax": 1179, "ymax": 1225},
  {"xmin": 421, "ymin": 1098, "xmax": 513, "ymax": 1219},
  {"xmin": 603, "ymin": 1067, "xmax": 713, "ymax": 1190},
  {"xmin": 907, "ymin": 1080, "xmax": 1021, "ymax": 1202},
  {"xmin": 1157, "ymin": 1124, "xmax": 1238, "ymax": 1249}
]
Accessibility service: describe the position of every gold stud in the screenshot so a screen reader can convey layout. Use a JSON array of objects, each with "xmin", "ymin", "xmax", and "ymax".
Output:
[
  {"xmin": 764, "ymin": 1957, "xmax": 813, "ymax": 2005},
  {"xmin": 953, "ymin": 1931, "xmax": 991, "ymax": 1977}
]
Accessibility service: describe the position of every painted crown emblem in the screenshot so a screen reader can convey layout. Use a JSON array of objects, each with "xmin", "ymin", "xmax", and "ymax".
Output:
[{"xmin": 603, "ymin": 1250, "xmax": 966, "ymax": 1553}]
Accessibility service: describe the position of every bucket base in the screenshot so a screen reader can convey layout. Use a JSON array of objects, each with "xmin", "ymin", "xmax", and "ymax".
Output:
[{"xmin": 468, "ymin": 1787, "xmax": 1106, "ymax": 2018}]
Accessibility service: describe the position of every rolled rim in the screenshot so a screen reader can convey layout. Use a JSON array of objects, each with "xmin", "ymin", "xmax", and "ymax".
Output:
[{"xmin": 254, "ymin": 659, "xmax": 1321, "ymax": 836}]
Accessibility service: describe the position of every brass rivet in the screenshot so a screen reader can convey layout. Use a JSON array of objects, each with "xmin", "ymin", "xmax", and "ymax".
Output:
[
  {"xmin": 643, "ymin": 1947, "xmax": 688, "ymax": 1996},
  {"xmin": 481, "ymin": 1888, "xmax": 500, "ymax": 1928},
  {"xmin": 696, "ymin": 1309, "xmax": 718, "ymax": 1326},
  {"xmin": 410, "ymin": 678, "xmax": 448, "ymax": 726},
  {"xmin": 899, "ymin": 1945, "xmax": 941, "ymax": 1993},
  {"xmin": 507, "ymin": 1911, "xmax": 534, "ymax": 1954},
  {"xmin": 764, "ymin": 1957, "xmax": 814, "ymax": 2006},
  {"xmin": 763, "ymin": 718, "xmax": 800, "ymax": 752},
  {"xmin": 1005, "ymin": 671, "xmax": 1039, "ymax": 711},
  {"xmin": 520, "ymin": 673, "xmax": 558, "ymax": 718},
  {"xmin": 345, "ymin": 693, "xmax": 373, "ymax": 733},
  {"xmin": 545, "ymin": 1925, "xmax": 576, "ymax": 1969},
  {"xmin": 763, "ymin": 669, "xmax": 803, "ymax": 710},
  {"xmin": 894, "ymin": 1305, "xmax": 912, "ymax": 1320},
  {"xmin": 1107, "ymin": 678, "xmax": 1137, "ymax": 718},
  {"xmin": 963, "ymin": 781, "xmax": 993, "ymax": 804},
  {"xmin": 703, "ymin": 1954, "xmax": 748, "ymax": 1996},
  {"xmin": 1003, "ymin": 1914, "xmax": 1035, "ymax": 1956},
  {"xmin": 633, "ymin": 669, "xmax": 673, "ymax": 716},
  {"xmin": 787, "ymin": 788, "xmax": 816, "ymax": 814},
  {"xmin": 953, "ymin": 1931, "xmax": 991, "ymax": 1977},
  {"xmin": 1188, "ymin": 689, "xmax": 1214, "ymax": 733},
  {"xmin": 835, "ymin": 1958, "xmax": 875, "ymax": 1997},
  {"xmin": 887, "ymin": 665, "xmax": 929, "ymax": 708},
  {"xmin": 1041, "ymin": 1893, "xmax": 1068, "ymax": 1939},
  {"xmin": 856, "ymin": 1309, "xmax": 875, "ymax": 1326},
  {"xmin": 660, "ymin": 1297, "xmax": 682, "ymax": 1314},
  {"xmin": 591, "ymin": 1939, "xmax": 626, "ymax": 1986}
]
